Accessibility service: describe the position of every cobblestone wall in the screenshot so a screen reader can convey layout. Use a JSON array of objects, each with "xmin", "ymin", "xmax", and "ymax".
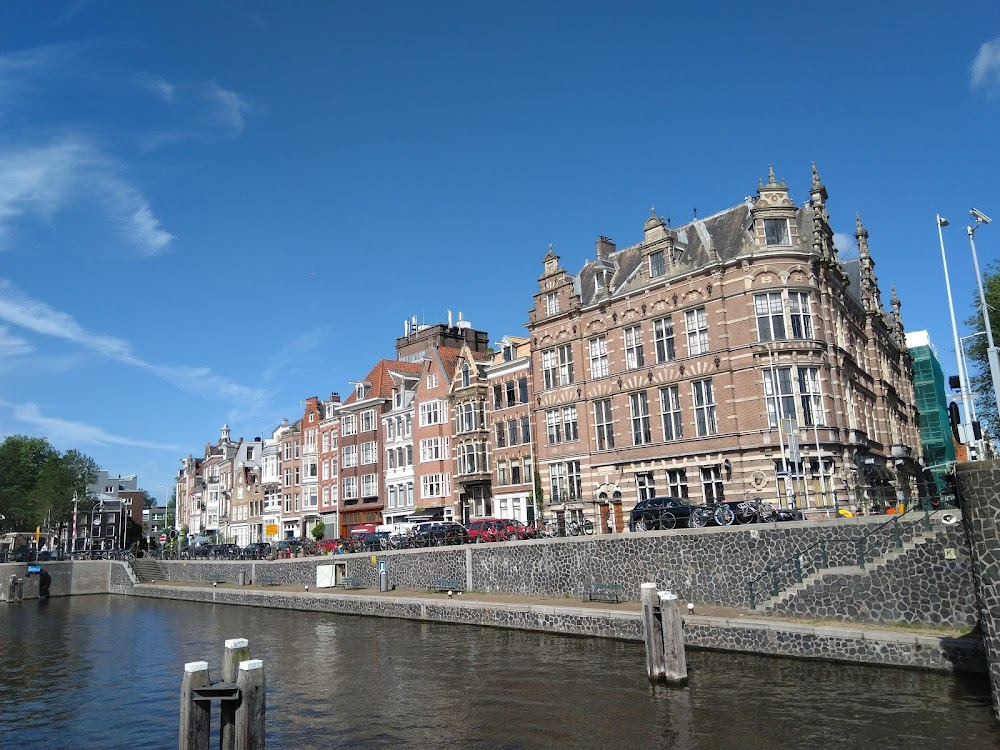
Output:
[
  {"xmin": 156, "ymin": 513, "xmax": 976, "ymax": 628},
  {"xmin": 131, "ymin": 584, "xmax": 985, "ymax": 674},
  {"xmin": 957, "ymin": 462, "xmax": 1000, "ymax": 719}
]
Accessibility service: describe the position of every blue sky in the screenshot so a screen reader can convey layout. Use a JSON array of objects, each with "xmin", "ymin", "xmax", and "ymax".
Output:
[{"xmin": 1, "ymin": 1, "xmax": 998, "ymax": 504}]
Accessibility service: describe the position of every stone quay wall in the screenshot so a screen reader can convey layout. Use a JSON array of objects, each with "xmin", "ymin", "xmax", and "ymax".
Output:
[
  {"xmin": 0, "ymin": 559, "xmax": 112, "ymax": 600},
  {"xmin": 131, "ymin": 584, "xmax": 986, "ymax": 675},
  {"xmin": 155, "ymin": 512, "xmax": 976, "ymax": 629},
  {"xmin": 957, "ymin": 461, "xmax": 1000, "ymax": 720}
]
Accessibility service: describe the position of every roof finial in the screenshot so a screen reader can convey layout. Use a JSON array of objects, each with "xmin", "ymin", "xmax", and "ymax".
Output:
[
  {"xmin": 811, "ymin": 162, "xmax": 821, "ymax": 189},
  {"xmin": 650, "ymin": 205, "xmax": 656, "ymax": 217},
  {"xmin": 767, "ymin": 164, "xmax": 776, "ymax": 186}
]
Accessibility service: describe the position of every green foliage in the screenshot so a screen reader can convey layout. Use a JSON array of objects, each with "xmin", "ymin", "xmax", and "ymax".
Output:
[
  {"xmin": 0, "ymin": 436, "xmax": 98, "ymax": 534},
  {"xmin": 533, "ymin": 465, "xmax": 544, "ymax": 519},
  {"xmin": 311, "ymin": 521, "xmax": 326, "ymax": 541},
  {"xmin": 963, "ymin": 259, "xmax": 1000, "ymax": 438}
]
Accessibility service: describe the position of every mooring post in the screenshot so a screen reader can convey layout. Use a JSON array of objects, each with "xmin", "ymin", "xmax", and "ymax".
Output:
[
  {"xmin": 234, "ymin": 659, "xmax": 266, "ymax": 750},
  {"xmin": 179, "ymin": 661, "xmax": 211, "ymax": 750},
  {"xmin": 6, "ymin": 575, "xmax": 16, "ymax": 603},
  {"xmin": 641, "ymin": 582, "xmax": 665, "ymax": 681},
  {"xmin": 657, "ymin": 590, "xmax": 688, "ymax": 685},
  {"xmin": 221, "ymin": 639, "xmax": 251, "ymax": 750}
]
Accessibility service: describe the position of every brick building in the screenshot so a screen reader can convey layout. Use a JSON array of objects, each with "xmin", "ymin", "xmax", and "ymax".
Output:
[{"xmin": 526, "ymin": 165, "xmax": 921, "ymax": 527}]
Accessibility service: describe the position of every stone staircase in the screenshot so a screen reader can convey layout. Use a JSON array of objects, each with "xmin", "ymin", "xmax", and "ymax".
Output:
[
  {"xmin": 757, "ymin": 523, "xmax": 942, "ymax": 613},
  {"xmin": 130, "ymin": 557, "xmax": 165, "ymax": 583}
]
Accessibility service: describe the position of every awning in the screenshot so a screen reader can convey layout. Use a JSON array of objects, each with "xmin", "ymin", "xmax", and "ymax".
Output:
[
  {"xmin": 406, "ymin": 508, "xmax": 444, "ymax": 521},
  {"xmin": 864, "ymin": 465, "xmax": 895, "ymax": 482}
]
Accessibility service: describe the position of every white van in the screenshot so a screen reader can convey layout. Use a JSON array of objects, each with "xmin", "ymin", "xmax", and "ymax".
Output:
[{"xmin": 377, "ymin": 522, "xmax": 417, "ymax": 538}]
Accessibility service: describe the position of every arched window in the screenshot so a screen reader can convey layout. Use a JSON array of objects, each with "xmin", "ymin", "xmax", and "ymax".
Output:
[{"xmin": 461, "ymin": 362, "xmax": 471, "ymax": 387}]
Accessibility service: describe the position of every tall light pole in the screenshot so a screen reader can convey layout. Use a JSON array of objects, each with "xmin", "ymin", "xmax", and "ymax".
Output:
[
  {"xmin": 967, "ymin": 209, "xmax": 1000, "ymax": 417},
  {"xmin": 937, "ymin": 215, "xmax": 973, "ymax": 432}
]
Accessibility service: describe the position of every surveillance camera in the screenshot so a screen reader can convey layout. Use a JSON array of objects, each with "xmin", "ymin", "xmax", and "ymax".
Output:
[{"xmin": 971, "ymin": 208, "xmax": 992, "ymax": 225}]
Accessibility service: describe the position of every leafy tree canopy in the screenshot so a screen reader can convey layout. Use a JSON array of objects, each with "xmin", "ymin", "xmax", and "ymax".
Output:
[
  {"xmin": 0, "ymin": 436, "xmax": 99, "ymax": 534},
  {"xmin": 962, "ymin": 259, "xmax": 1000, "ymax": 439}
]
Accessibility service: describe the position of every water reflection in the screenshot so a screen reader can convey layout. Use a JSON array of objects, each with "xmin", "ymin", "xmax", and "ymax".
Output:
[{"xmin": 0, "ymin": 596, "xmax": 996, "ymax": 750}]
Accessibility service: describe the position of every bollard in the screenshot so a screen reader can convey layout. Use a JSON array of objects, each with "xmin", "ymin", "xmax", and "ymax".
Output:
[
  {"xmin": 641, "ymin": 583, "xmax": 665, "ymax": 681},
  {"xmin": 238, "ymin": 571, "xmax": 247, "ymax": 587},
  {"xmin": 6, "ymin": 575, "xmax": 16, "ymax": 603},
  {"xmin": 640, "ymin": 582, "xmax": 688, "ymax": 685},
  {"xmin": 179, "ymin": 661, "xmax": 211, "ymax": 750},
  {"xmin": 221, "ymin": 639, "xmax": 251, "ymax": 750},
  {"xmin": 657, "ymin": 590, "xmax": 688, "ymax": 684},
  {"xmin": 16, "ymin": 577, "xmax": 24, "ymax": 602},
  {"xmin": 234, "ymin": 659, "xmax": 266, "ymax": 750}
]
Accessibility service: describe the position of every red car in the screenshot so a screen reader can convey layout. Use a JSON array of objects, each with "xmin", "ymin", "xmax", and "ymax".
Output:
[
  {"xmin": 467, "ymin": 518, "xmax": 509, "ymax": 543},
  {"xmin": 316, "ymin": 538, "xmax": 339, "ymax": 552}
]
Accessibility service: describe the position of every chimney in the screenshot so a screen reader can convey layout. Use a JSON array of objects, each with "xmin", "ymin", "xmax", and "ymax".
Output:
[
  {"xmin": 596, "ymin": 236, "xmax": 616, "ymax": 260},
  {"xmin": 330, "ymin": 392, "xmax": 340, "ymax": 403}
]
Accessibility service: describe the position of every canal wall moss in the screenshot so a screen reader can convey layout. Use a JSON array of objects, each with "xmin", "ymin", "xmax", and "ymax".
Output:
[{"xmin": 152, "ymin": 512, "xmax": 977, "ymax": 630}]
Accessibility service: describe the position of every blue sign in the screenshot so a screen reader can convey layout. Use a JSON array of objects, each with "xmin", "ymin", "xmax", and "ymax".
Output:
[
  {"xmin": 26, "ymin": 564, "xmax": 41, "ymax": 575},
  {"xmin": 378, "ymin": 560, "xmax": 386, "ymax": 574}
]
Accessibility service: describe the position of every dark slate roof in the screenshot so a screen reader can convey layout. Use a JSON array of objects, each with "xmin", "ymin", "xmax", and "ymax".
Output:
[{"xmin": 840, "ymin": 258, "xmax": 862, "ymax": 305}]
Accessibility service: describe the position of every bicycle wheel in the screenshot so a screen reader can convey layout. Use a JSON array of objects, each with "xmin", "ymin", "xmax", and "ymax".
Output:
[
  {"xmin": 658, "ymin": 511, "xmax": 677, "ymax": 530},
  {"xmin": 758, "ymin": 503, "xmax": 778, "ymax": 523},
  {"xmin": 714, "ymin": 505, "xmax": 736, "ymax": 526},
  {"xmin": 582, "ymin": 520, "xmax": 594, "ymax": 535},
  {"xmin": 689, "ymin": 507, "xmax": 709, "ymax": 528}
]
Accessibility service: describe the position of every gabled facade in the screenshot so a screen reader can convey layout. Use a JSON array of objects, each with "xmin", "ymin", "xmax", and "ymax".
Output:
[
  {"xmin": 450, "ymin": 345, "xmax": 493, "ymax": 522},
  {"xmin": 527, "ymin": 165, "xmax": 922, "ymax": 525},
  {"xmin": 277, "ymin": 418, "xmax": 302, "ymax": 539},
  {"xmin": 413, "ymin": 347, "xmax": 459, "ymax": 522},
  {"xmin": 486, "ymin": 335, "xmax": 537, "ymax": 526},
  {"xmin": 318, "ymin": 392, "xmax": 341, "ymax": 536},
  {"xmin": 338, "ymin": 359, "xmax": 423, "ymax": 530}
]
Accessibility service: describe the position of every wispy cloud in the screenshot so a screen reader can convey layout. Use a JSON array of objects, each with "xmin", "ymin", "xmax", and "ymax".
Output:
[
  {"xmin": 0, "ymin": 279, "xmax": 266, "ymax": 408},
  {"xmin": 0, "ymin": 136, "xmax": 173, "ymax": 255},
  {"xmin": 833, "ymin": 232, "xmax": 852, "ymax": 254},
  {"xmin": 971, "ymin": 38, "xmax": 1000, "ymax": 96},
  {"xmin": 0, "ymin": 400, "xmax": 183, "ymax": 450},
  {"xmin": 0, "ymin": 325, "xmax": 33, "ymax": 358},
  {"xmin": 0, "ymin": 43, "xmax": 74, "ymax": 101},
  {"xmin": 139, "ymin": 76, "xmax": 250, "ymax": 145}
]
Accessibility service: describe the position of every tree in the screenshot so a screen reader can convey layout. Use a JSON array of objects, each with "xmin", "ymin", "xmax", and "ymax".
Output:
[
  {"xmin": 0, "ymin": 435, "xmax": 59, "ymax": 533},
  {"xmin": 166, "ymin": 490, "xmax": 176, "ymax": 529},
  {"xmin": 311, "ymin": 521, "xmax": 326, "ymax": 541},
  {"xmin": 532, "ymin": 464, "xmax": 544, "ymax": 521},
  {"xmin": 963, "ymin": 259, "xmax": 1000, "ymax": 438},
  {"xmin": 0, "ymin": 437, "xmax": 99, "ymax": 537},
  {"xmin": 142, "ymin": 490, "xmax": 156, "ymax": 509}
]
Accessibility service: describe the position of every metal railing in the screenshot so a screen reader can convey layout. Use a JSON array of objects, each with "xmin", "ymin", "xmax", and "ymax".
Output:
[{"xmin": 747, "ymin": 499, "xmax": 944, "ymax": 610}]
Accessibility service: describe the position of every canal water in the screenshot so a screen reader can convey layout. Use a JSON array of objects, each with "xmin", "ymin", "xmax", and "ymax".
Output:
[{"xmin": 1, "ymin": 595, "xmax": 997, "ymax": 749}]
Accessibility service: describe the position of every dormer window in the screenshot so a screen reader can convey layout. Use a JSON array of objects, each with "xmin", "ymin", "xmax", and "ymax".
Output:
[
  {"xmin": 355, "ymin": 383, "xmax": 365, "ymax": 399},
  {"xmin": 461, "ymin": 362, "xmax": 471, "ymax": 387},
  {"xmin": 502, "ymin": 345, "xmax": 515, "ymax": 362},
  {"xmin": 764, "ymin": 218, "xmax": 790, "ymax": 246},
  {"xmin": 649, "ymin": 250, "xmax": 665, "ymax": 278}
]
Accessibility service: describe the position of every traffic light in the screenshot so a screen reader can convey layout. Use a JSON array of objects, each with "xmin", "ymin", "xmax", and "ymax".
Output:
[
  {"xmin": 948, "ymin": 375, "xmax": 961, "ymax": 390},
  {"xmin": 948, "ymin": 401, "xmax": 961, "ymax": 442}
]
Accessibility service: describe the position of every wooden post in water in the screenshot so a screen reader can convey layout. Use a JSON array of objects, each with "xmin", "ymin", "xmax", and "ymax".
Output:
[
  {"xmin": 657, "ymin": 590, "xmax": 688, "ymax": 685},
  {"xmin": 234, "ymin": 659, "xmax": 266, "ymax": 750},
  {"xmin": 221, "ymin": 639, "xmax": 251, "ymax": 750},
  {"xmin": 641, "ymin": 582, "xmax": 665, "ymax": 681},
  {"xmin": 179, "ymin": 661, "xmax": 211, "ymax": 750}
]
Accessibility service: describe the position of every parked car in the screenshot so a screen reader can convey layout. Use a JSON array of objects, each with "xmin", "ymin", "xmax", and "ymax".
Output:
[
  {"xmin": 360, "ymin": 531, "xmax": 392, "ymax": 551},
  {"xmin": 467, "ymin": 517, "xmax": 510, "ymax": 543},
  {"xmin": 191, "ymin": 544, "xmax": 215, "ymax": 558},
  {"xmin": 628, "ymin": 496, "xmax": 699, "ymax": 531},
  {"xmin": 316, "ymin": 538, "xmax": 339, "ymax": 552},
  {"xmin": 500, "ymin": 519, "xmax": 530, "ymax": 540},
  {"xmin": 412, "ymin": 521, "xmax": 469, "ymax": 546},
  {"xmin": 243, "ymin": 542, "xmax": 271, "ymax": 558},
  {"xmin": 211, "ymin": 543, "xmax": 242, "ymax": 558}
]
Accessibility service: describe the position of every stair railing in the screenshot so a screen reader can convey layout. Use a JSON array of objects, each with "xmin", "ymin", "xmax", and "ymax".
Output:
[{"xmin": 747, "ymin": 498, "xmax": 941, "ymax": 610}]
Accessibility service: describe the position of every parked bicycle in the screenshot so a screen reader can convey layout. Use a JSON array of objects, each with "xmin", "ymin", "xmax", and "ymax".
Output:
[
  {"xmin": 565, "ymin": 519, "xmax": 595, "ymax": 536},
  {"xmin": 734, "ymin": 496, "xmax": 778, "ymax": 523},
  {"xmin": 689, "ymin": 502, "xmax": 736, "ymax": 528}
]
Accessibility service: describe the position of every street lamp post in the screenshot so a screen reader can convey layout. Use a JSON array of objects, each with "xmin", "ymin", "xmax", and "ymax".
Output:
[
  {"xmin": 937, "ymin": 215, "xmax": 973, "ymax": 433},
  {"xmin": 960, "ymin": 331, "xmax": 986, "ymax": 456},
  {"xmin": 967, "ymin": 209, "xmax": 999, "ymax": 413}
]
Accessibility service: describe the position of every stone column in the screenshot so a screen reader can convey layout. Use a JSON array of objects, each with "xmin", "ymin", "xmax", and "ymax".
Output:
[{"xmin": 956, "ymin": 461, "xmax": 1000, "ymax": 721}]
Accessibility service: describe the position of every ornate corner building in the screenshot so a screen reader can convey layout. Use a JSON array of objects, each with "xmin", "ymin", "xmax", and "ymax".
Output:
[{"xmin": 526, "ymin": 165, "xmax": 922, "ymax": 525}]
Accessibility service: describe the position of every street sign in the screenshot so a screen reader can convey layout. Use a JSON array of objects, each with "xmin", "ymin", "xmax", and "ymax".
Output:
[
  {"xmin": 159, "ymin": 534, "xmax": 167, "ymax": 543},
  {"xmin": 378, "ymin": 560, "xmax": 386, "ymax": 574}
]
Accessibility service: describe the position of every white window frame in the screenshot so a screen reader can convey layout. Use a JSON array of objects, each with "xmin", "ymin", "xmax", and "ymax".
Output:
[
  {"xmin": 653, "ymin": 317, "xmax": 675, "ymax": 363},
  {"xmin": 649, "ymin": 250, "xmax": 665, "ymax": 278},
  {"xmin": 685, "ymin": 307, "xmax": 709, "ymax": 356},
  {"xmin": 419, "ymin": 400, "xmax": 443, "ymax": 426},
  {"xmin": 594, "ymin": 398, "xmax": 614, "ymax": 451},
  {"xmin": 546, "ymin": 292, "xmax": 560, "ymax": 315},
  {"xmin": 589, "ymin": 336, "xmax": 609, "ymax": 379},
  {"xmin": 659, "ymin": 385, "xmax": 682, "ymax": 441},
  {"xmin": 624, "ymin": 326, "xmax": 644, "ymax": 370},
  {"xmin": 764, "ymin": 218, "xmax": 790, "ymax": 246},
  {"xmin": 692, "ymin": 379, "xmax": 718, "ymax": 437},
  {"xmin": 629, "ymin": 391, "xmax": 652, "ymax": 446},
  {"xmin": 341, "ymin": 414, "xmax": 357, "ymax": 436}
]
